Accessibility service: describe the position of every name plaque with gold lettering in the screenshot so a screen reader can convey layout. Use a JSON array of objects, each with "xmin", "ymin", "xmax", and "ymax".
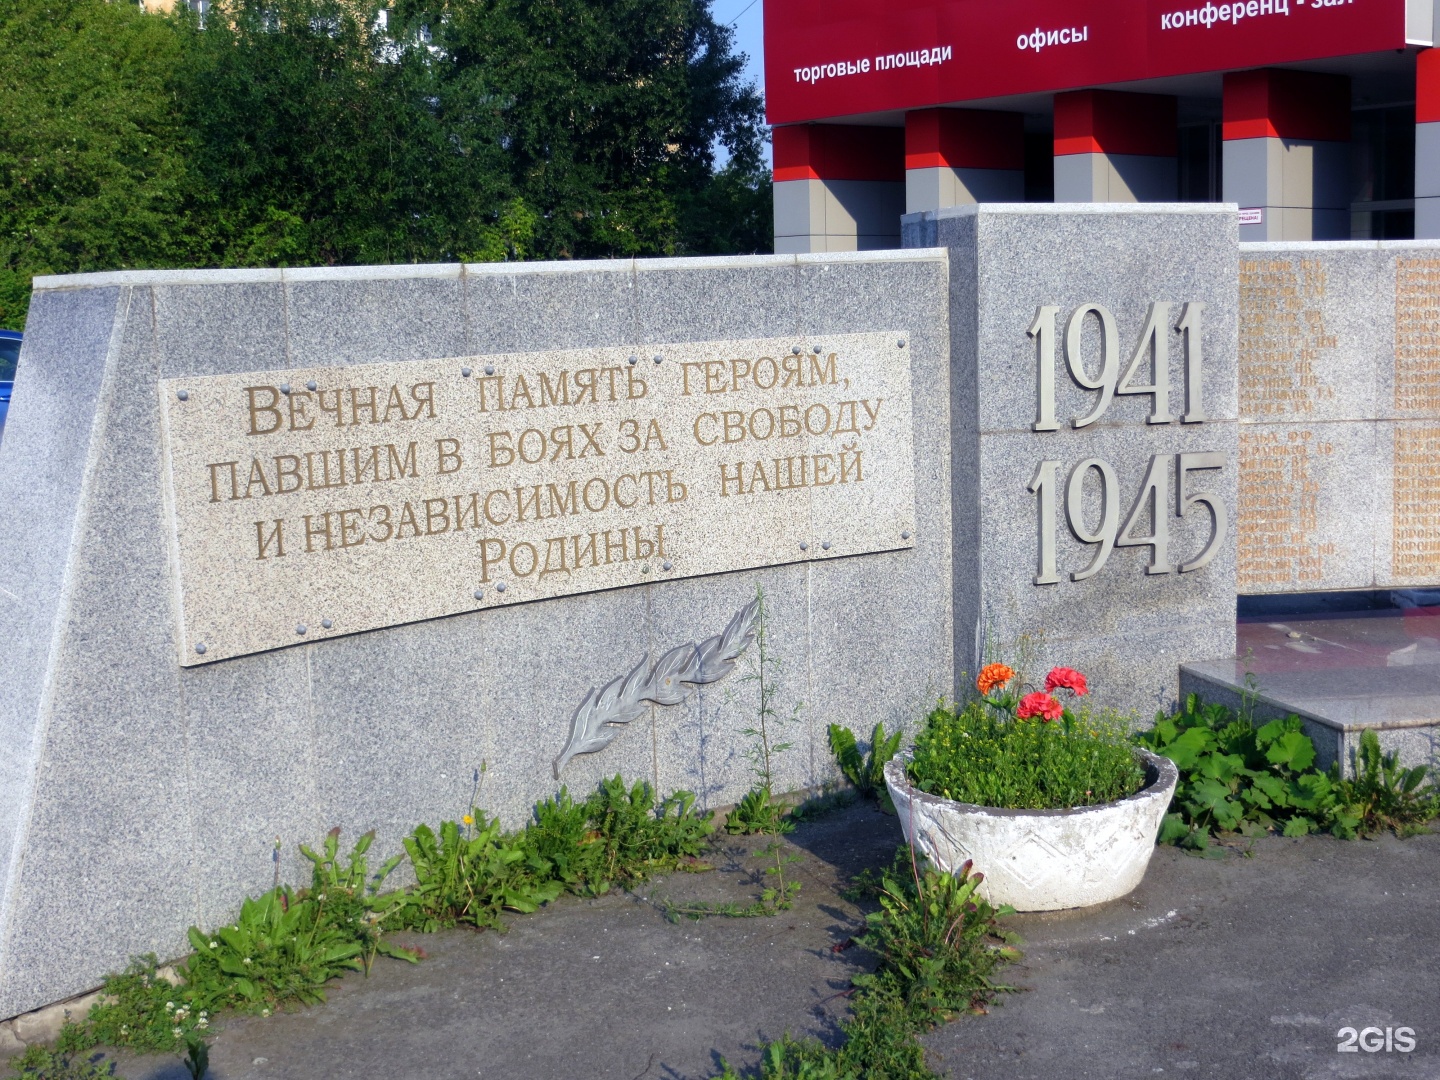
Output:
[{"xmin": 160, "ymin": 333, "xmax": 917, "ymax": 664}]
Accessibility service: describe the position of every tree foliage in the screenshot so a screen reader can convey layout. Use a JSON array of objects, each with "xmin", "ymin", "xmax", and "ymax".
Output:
[
  {"xmin": 0, "ymin": 0, "xmax": 203, "ymax": 326},
  {"xmin": 0, "ymin": 0, "xmax": 769, "ymax": 327}
]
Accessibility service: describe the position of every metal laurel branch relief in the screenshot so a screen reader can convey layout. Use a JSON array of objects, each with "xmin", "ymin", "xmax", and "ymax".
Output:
[{"xmin": 552, "ymin": 598, "xmax": 761, "ymax": 779}]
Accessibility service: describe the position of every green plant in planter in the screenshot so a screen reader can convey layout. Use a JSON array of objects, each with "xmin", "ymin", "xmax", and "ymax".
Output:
[{"xmin": 907, "ymin": 664, "xmax": 1144, "ymax": 810}]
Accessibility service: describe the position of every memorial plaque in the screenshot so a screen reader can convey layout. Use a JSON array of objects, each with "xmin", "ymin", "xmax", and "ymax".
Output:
[
  {"xmin": 159, "ymin": 333, "xmax": 917, "ymax": 665},
  {"xmin": 1393, "ymin": 423, "xmax": 1440, "ymax": 581},
  {"xmin": 1236, "ymin": 427, "xmax": 1340, "ymax": 590},
  {"xmin": 1238, "ymin": 256, "xmax": 1338, "ymax": 419},
  {"xmin": 1390, "ymin": 261, "xmax": 1440, "ymax": 583},
  {"xmin": 1236, "ymin": 255, "xmax": 1341, "ymax": 590},
  {"xmin": 1234, "ymin": 247, "xmax": 1403, "ymax": 593},
  {"xmin": 1395, "ymin": 258, "xmax": 1440, "ymax": 414}
]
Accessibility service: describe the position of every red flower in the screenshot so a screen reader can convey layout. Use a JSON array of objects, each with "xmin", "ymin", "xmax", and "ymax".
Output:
[
  {"xmin": 1016, "ymin": 692, "xmax": 1063, "ymax": 722},
  {"xmin": 1044, "ymin": 666, "xmax": 1088, "ymax": 697}
]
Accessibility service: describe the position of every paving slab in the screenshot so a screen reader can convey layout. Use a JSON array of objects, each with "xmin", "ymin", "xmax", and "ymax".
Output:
[
  {"xmin": 927, "ymin": 831, "xmax": 1440, "ymax": 1080},
  {"xmin": 78, "ymin": 805, "xmax": 1440, "ymax": 1080},
  {"xmin": 1183, "ymin": 606, "xmax": 1440, "ymax": 773}
]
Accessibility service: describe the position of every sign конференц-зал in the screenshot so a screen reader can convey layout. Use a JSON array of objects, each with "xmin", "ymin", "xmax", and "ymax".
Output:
[{"xmin": 159, "ymin": 333, "xmax": 918, "ymax": 665}]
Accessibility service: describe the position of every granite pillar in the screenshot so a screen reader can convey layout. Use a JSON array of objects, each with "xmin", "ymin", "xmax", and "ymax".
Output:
[{"xmin": 905, "ymin": 204, "xmax": 1239, "ymax": 720}]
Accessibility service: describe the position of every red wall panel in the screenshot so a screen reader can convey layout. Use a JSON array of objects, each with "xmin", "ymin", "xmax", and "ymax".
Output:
[
  {"xmin": 1222, "ymin": 69, "xmax": 1351, "ymax": 141},
  {"xmin": 773, "ymin": 124, "xmax": 907, "ymax": 181},
  {"xmin": 904, "ymin": 109, "xmax": 1025, "ymax": 169},
  {"xmin": 1054, "ymin": 91, "xmax": 1178, "ymax": 157},
  {"xmin": 765, "ymin": 0, "xmax": 1404, "ymax": 126},
  {"xmin": 1420, "ymin": 48, "xmax": 1440, "ymax": 124}
]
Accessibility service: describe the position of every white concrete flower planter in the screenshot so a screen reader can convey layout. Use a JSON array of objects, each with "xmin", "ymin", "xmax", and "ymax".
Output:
[{"xmin": 883, "ymin": 751, "xmax": 1178, "ymax": 912}]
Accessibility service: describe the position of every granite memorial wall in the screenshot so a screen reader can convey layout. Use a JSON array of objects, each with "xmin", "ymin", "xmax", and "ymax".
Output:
[
  {"xmin": 905, "ymin": 204, "xmax": 1241, "ymax": 722},
  {"xmin": 1235, "ymin": 241, "xmax": 1440, "ymax": 594},
  {"xmin": 12, "ymin": 210, "xmax": 1432, "ymax": 1016},
  {"xmin": 0, "ymin": 253, "xmax": 957, "ymax": 1017}
]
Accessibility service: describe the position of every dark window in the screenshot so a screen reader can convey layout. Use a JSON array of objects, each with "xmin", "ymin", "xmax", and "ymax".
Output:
[
  {"xmin": 0, "ymin": 337, "xmax": 18, "ymax": 382},
  {"xmin": 1024, "ymin": 131, "xmax": 1053, "ymax": 203},
  {"xmin": 1351, "ymin": 103, "xmax": 1415, "ymax": 239},
  {"xmin": 1178, "ymin": 122, "xmax": 1222, "ymax": 202}
]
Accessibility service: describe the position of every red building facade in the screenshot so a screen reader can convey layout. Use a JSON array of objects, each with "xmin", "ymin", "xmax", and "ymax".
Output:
[{"xmin": 765, "ymin": 0, "xmax": 1440, "ymax": 249}]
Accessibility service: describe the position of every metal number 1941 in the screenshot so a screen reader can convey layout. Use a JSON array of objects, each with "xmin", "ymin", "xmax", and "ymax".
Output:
[{"xmin": 1028, "ymin": 301, "xmax": 1206, "ymax": 430}]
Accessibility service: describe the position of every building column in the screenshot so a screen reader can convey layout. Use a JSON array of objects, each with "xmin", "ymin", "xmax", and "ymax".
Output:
[
  {"xmin": 1222, "ymin": 69, "xmax": 1351, "ymax": 241},
  {"xmin": 772, "ymin": 125, "xmax": 905, "ymax": 254},
  {"xmin": 1418, "ymin": 50, "xmax": 1440, "ymax": 239},
  {"xmin": 1053, "ymin": 90, "xmax": 1178, "ymax": 203},
  {"xmin": 904, "ymin": 109, "xmax": 1024, "ymax": 214}
]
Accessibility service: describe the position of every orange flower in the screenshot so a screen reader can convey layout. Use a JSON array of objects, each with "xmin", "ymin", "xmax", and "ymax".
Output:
[
  {"xmin": 1044, "ymin": 666, "xmax": 1088, "ymax": 696},
  {"xmin": 1016, "ymin": 692, "xmax": 1063, "ymax": 722},
  {"xmin": 976, "ymin": 663, "xmax": 1015, "ymax": 695}
]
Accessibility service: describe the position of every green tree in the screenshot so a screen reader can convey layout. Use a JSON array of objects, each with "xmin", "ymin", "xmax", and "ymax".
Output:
[
  {"xmin": 677, "ymin": 155, "xmax": 773, "ymax": 257},
  {"xmin": 0, "ymin": 0, "xmax": 199, "ymax": 327},
  {"xmin": 181, "ymin": 0, "xmax": 767, "ymax": 262},
  {"xmin": 177, "ymin": 0, "xmax": 521, "ymax": 266},
  {"xmin": 0, "ymin": 0, "xmax": 769, "ymax": 328}
]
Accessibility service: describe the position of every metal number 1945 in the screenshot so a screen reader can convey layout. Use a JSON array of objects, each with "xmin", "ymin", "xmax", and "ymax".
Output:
[{"xmin": 1028, "ymin": 453, "xmax": 1227, "ymax": 584}]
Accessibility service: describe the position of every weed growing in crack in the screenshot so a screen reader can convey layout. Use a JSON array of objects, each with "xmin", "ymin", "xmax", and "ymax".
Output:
[
  {"xmin": 664, "ymin": 584, "xmax": 804, "ymax": 920},
  {"xmin": 180, "ymin": 1034, "xmax": 209, "ymax": 1079},
  {"xmin": 827, "ymin": 722, "xmax": 902, "ymax": 812},
  {"xmin": 726, "ymin": 583, "xmax": 803, "ymax": 834},
  {"xmin": 711, "ymin": 847, "xmax": 1019, "ymax": 1080},
  {"xmin": 1337, "ymin": 729, "xmax": 1437, "ymax": 838},
  {"xmin": 8, "ymin": 1046, "xmax": 115, "ymax": 1079},
  {"xmin": 45, "ymin": 770, "xmax": 713, "ymax": 1066}
]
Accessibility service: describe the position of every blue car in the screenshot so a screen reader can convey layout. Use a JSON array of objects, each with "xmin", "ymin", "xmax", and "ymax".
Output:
[{"xmin": 0, "ymin": 328, "xmax": 18, "ymax": 441}]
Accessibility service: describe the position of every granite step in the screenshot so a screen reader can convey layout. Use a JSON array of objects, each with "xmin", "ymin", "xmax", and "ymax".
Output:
[{"xmin": 1180, "ymin": 606, "xmax": 1440, "ymax": 775}]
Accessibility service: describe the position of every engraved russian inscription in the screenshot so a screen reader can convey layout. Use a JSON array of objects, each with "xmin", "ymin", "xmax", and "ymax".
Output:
[
  {"xmin": 1236, "ymin": 428, "xmax": 1336, "ymax": 589},
  {"xmin": 160, "ymin": 334, "xmax": 917, "ymax": 664},
  {"xmin": 1238, "ymin": 258, "xmax": 1336, "ymax": 417},
  {"xmin": 1395, "ymin": 259, "xmax": 1440, "ymax": 414},
  {"xmin": 1393, "ymin": 425, "xmax": 1440, "ymax": 580},
  {"xmin": 1391, "ymin": 262, "xmax": 1440, "ymax": 583}
]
